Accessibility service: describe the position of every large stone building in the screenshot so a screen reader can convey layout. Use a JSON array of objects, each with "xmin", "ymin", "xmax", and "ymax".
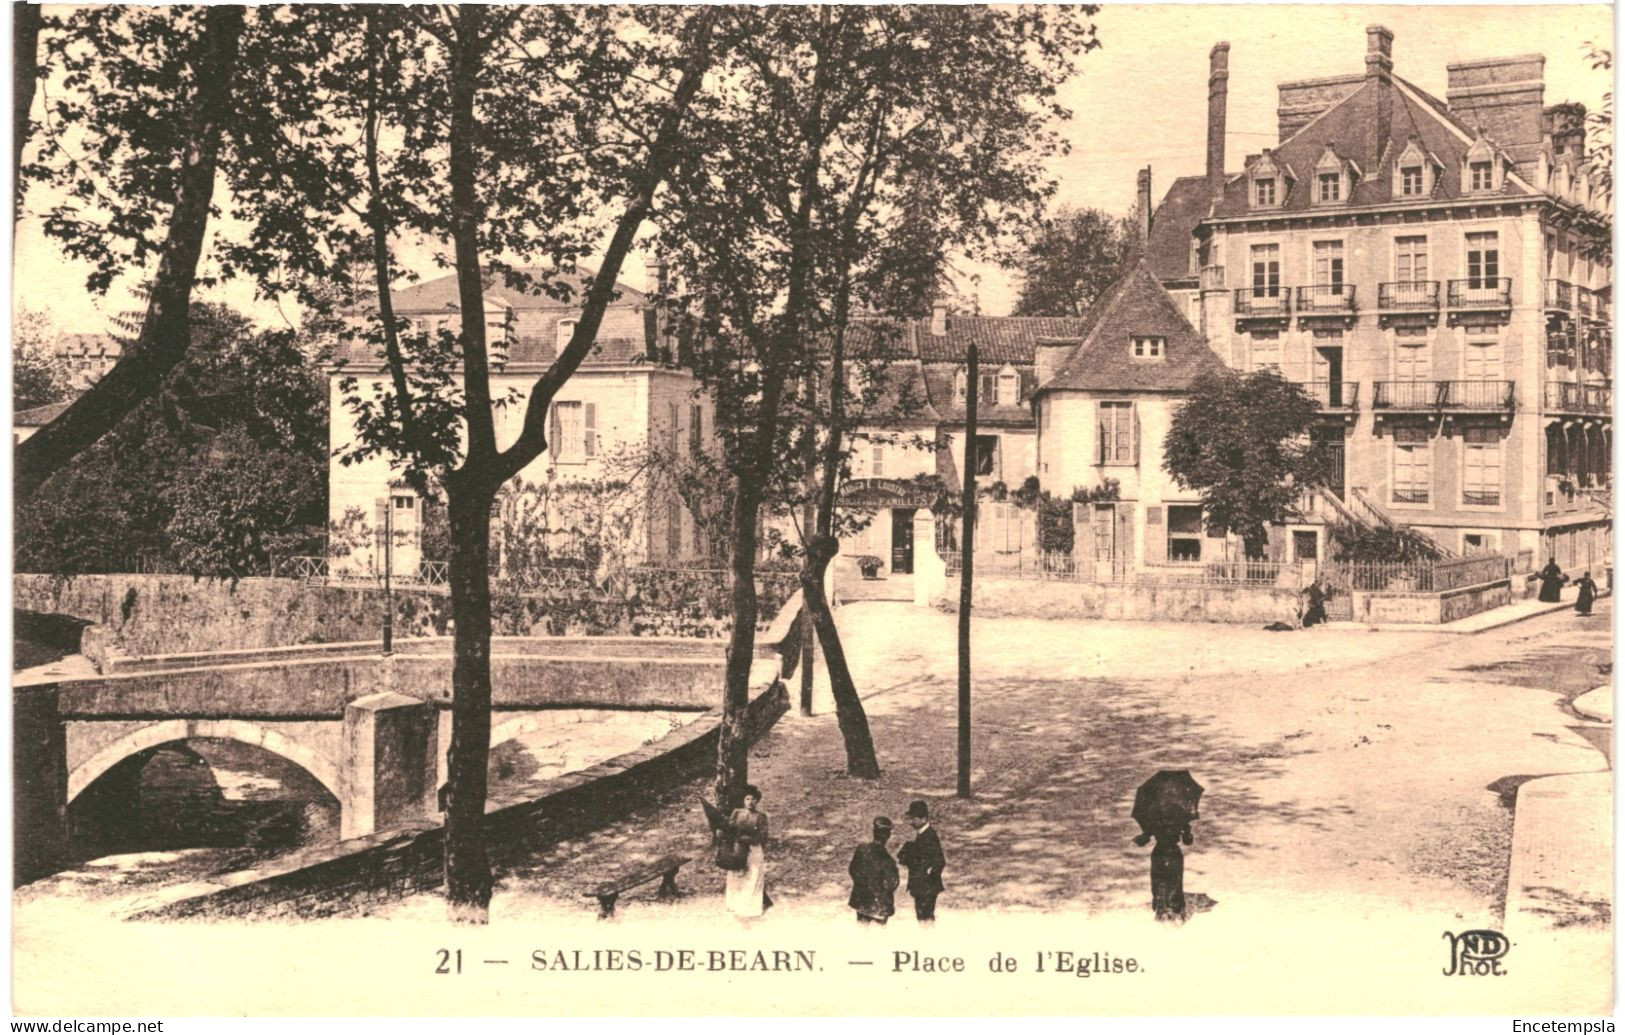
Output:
[
  {"xmin": 328, "ymin": 265, "xmax": 714, "ymax": 575},
  {"xmin": 1143, "ymin": 27, "xmax": 1612, "ymax": 570}
]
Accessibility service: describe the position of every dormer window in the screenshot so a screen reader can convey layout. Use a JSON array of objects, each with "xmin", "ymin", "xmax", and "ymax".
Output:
[
  {"xmin": 1318, "ymin": 173, "xmax": 1341, "ymax": 202},
  {"xmin": 1392, "ymin": 140, "xmax": 1439, "ymax": 200},
  {"xmin": 1311, "ymin": 145, "xmax": 1356, "ymax": 207},
  {"xmin": 1461, "ymin": 137, "xmax": 1504, "ymax": 194},
  {"xmin": 996, "ymin": 364, "xmax": 1020, "ymax": 406},
  {"xmin": 556, "ymin": 316, "xmax": 577, "ymax": 351},
  {"xmin": 1400, "ymin": 166, "xmax": 1423, "ymax": 196},
  {"xmin": 1255, "ymin": 178, "xmax": 1276, "ymax": 207},
  {"xmin": 1469, "ymin": 161, "xmax": 1493, "ymax": 192},
  {"xmin": 1131, "ymin": 335, "xmax": 1165, "ymax": 362}
]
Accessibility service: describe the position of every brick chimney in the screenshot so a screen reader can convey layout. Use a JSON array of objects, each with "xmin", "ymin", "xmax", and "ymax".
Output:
[
  {"xmin": 1367, "ymin": 26, "xmax": 1393, "ymax": 172},
  {"xmin": 1448, "ymin": 53, "xmax": 1547, "ymax": 175},
  {"xmin": 1137, "ymin": 166, "xmax": 1153, "ymax": 244},
  {"xmin": 930, "ymin": 300, "xmax": 948, "ymax": 337},
  {"xmin": 1544, "ymin": 102, "xmax": 1588, "ymax": 163},
  {"xmin": 1207, "ymin": 42, "xmax": 1230, "ymax": 193}
]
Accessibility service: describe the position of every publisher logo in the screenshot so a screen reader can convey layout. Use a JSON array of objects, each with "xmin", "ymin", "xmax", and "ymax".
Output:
[{"xmin": 1443, "ymin": 929, "xmax": 1509, "ymax": 976}]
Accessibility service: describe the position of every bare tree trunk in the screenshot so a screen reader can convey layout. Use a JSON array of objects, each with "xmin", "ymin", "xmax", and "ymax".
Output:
[
  {"xmin": 13, "ymin": 2, "xmax": 41, "ymax": 223},
  {"xmin": 801, "ymin": 537, "xmax": 880, "ymax": 777},
  {"xmin": 14, "ymin": 5, "xmax": 245, "ymax": 500},
  {"xmin": 715, "ymin": 476, "xmax": 763, "ymax": 811},
  {"xmin": 442, "ymin": 483, "xmax": 495, "ymax": 921}
]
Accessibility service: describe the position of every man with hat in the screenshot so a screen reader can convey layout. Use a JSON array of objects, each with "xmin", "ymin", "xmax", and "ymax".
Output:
[
  {"xmin": 897, "ymin": 799, "xmax": 946, "ymax": 923},
  {"xmin": 847, "ymin": 817, "xmax": 899, "ymax": 924}
]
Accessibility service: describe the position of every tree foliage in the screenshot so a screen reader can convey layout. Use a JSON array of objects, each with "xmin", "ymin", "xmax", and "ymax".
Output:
[
  {"xmin": 1011, "ymin": 205, "xmax": 1137, "ymax": 317},
  {"xmin": 13, "ymin": 309, "xmax": 72, "ymax": 411},
  {"xmin": 1162, "ymin": 369, "xmax": 1331, "ymax": 555}
]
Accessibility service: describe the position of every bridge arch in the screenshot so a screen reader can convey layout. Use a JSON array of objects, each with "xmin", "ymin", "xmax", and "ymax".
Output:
[{"xmin": 67, "ymin": 719, "xmax": 345, "ymax": 809}]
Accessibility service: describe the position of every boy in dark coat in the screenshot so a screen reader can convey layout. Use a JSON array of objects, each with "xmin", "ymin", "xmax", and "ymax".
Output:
[
  {"xmin": 897, "ymin": 799, "xmax": 946, "ymax": 923},
  {"xmin": 848, "ymin": 817, "xmax": 899, "ymax": 924}
]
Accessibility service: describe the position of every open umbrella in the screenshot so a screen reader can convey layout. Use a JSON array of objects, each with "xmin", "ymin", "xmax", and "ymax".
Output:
[
  {"xmin": 1132, "ymin": 770, "xmax": 1204, "ymax": 835},
  {"xmin": 699, "ymin": 796, "xmax": 729, "ymax": 834}
]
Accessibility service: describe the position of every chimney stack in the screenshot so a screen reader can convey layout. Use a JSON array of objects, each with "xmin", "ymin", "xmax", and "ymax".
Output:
[
  {"xmin": 1207, "ymin": 42, "xmax": 1230, "ymax": 193},
  {"xmin": 1137, "ymin": 166, "xmax": 1153, "ymax": 244},
  {"xmin": 1367, "ymin": 26, "xmax": 1394, "ymax": 175},
  {"xmin": 644, "ymin": 255, "xmax": 669, "ymax": 298},
  {"xmin": 1365, "ymin": 25, "xmax": 1394, "ymax": 79},
  {"xmin": 930, "ymin": 300, "xmax": 949, "ymax": 337}
]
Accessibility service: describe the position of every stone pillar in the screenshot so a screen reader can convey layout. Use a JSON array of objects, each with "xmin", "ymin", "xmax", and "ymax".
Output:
[
  {"xmin": 913, "ymin": 510, "xmax": 946, "ymax": 607},
  {"xmin": 343, "ymin": 692, "xmax": 437, "ymax": 839},
  {"xmin": 13, "ymin": 685, "xmax": 67, "ymax": 884}
]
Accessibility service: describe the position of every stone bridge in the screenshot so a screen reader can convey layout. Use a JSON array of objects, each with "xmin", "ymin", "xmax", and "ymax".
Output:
[{"xmin": 13, "ymin": 635, "xmax": 757, "ymax": 884}]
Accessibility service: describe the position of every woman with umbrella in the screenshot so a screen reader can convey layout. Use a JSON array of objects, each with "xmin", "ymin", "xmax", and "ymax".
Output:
[
  {"xmin": 1537, "ymin": 559, "xmax": 1568, "ymax": 603},
  {"xmin": 1132, "ymin": 770, "xmax": 1202, "ymax": 923}
]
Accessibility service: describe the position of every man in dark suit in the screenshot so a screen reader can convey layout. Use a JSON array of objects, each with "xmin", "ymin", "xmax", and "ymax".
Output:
[
  {"xmin": 848, "ymin": 817, "xmax": 899, "ymax": 924},
  {"xmin": 897, "ymin": 799, "xmax": 945, "ymax": 923}
]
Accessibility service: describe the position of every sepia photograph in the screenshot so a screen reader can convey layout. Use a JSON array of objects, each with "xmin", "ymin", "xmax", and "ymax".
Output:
[{"xmin": 8, "ymin": 1, "xmax": 1615, "ymax": 1019}]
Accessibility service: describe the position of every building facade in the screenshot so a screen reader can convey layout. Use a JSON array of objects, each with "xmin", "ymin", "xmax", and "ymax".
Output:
[{"xmin": 1145, "ymin": 27, "xmax": 1612, "ymax": 569}]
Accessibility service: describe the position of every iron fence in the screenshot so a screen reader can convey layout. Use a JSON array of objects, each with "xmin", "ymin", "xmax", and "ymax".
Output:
[
  {"xmin": 945, "ymin": 551, "xmax": 1301, "ymax": 587},
  {"xmin": 1323, "ymin": 554, "xmax": 1517, "ymax": 593}
]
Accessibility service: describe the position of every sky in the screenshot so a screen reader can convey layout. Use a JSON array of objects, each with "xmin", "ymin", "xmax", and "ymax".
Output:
[{"xmin": 8, "ymin": 3, "xmax": 1615, "ymax": 333}]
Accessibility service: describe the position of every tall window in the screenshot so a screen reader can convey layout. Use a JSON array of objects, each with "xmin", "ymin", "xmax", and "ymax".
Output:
[
  {"xmin": 871, "ymin": 446, "xmax": 885, "ymax": 478},
  {"xmin": 1251, "ymin": 244, "xmax": 1281, "ymax": 298},
  {"xmin": 1400, "ymin": 166, "xmax": 1424, "ymax": 196},
  {"xmin": 974, "ymin": 435, "xmax": 998, "ymax": 476},
  {"xmin": 556, "ymin": 317, "xmax": 577, "ymax": 351},
  {"xmin": 1250, "ymin": 329, "xmax": 1282, "ymax": 371},
  {"xmin": 980, "ymin": 370, "xmax": 998, "ymax": 403},
  {"xmin": 1465, "ymin": 338, "xmax": 1503, "ymax": 380},
  {"xmin": 669, "ymin": 402, "xmax": 680, "ymax": 450},
  {"xmin": 997, "ymin": 366, "xmax": 1020, "ymax": 405},
  {"xmin": 1394, "ymin": 236, "xmax": 1429, "ymax": 283},
  {"xmin": 1313, "ymin": 240, "xmax": 1345, "ymax": 292},
  {"xmin": 1394, "ymin": 329, "xmax": 1430, "ymax": 381},
  {"xmin": 1469, "ymin": 160, "xmax": 1493, "ymax": 192},
  {"xmin": 1392, "ymin": 426, "xmax": 1431, "ymax": 504},
  {"xmin": 551, "ymin": 401, "xmax": 585, "ymax": 463},
  {"xmin": 1466, "ymin": 232, "xmax": 1500, "ymax": 287},
  {"xmin": 1254, "ymin": 177, "xmax": 1276, "ymax": 207},
  {"xmin": 1317, "ymin": 173, "xmax": 1341, "ymax": 202},
  {"xmin": 689, "ymin": 404, "xmax": 703, "ymax": 455},
  {"xmin": 1097, "ymin": 401, "xmax": 1137, "ymax": 465},
  {"xmin": 1462, "ymin": 428, "xmax": 1502, "ymax": 506},
  {"xmin": 667, "ymin": 499, "xmax": 683, "ymax": 557},
  {"xmin": 1168, "ymin": 505, "xmax": 1205, "ymax": 562}
]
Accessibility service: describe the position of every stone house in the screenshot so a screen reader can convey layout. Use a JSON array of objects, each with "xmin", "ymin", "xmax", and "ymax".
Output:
[
  {"xmin": 1142, "ymin": 27, "xmax": 1612, "ymax": 571},
  {"xmin": 327, "ymin": 265, "xmax": 715, "ymax": 576}
]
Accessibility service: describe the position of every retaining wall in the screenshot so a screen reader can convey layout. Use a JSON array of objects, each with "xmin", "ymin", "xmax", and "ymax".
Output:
[
  {"xmin": 132, "ymin": 679, "xmax": 790, "ymax": 921},
  {"xmin": 941, "ymin": 576, "xmax": 1302, "ymax": 625},
  {"xmin": 1351, "ymin": 578, "xmax": 1515, "ymax": 625}
]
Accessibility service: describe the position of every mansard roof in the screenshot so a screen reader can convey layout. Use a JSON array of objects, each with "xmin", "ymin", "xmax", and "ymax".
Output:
[
  {"xmin": 1146, "ymin": 176, "xmax": 1213, "ymax": 283},
  {"xmin": 1036, "ymin": 263, "xmax": 1227, "ymax": 394}
]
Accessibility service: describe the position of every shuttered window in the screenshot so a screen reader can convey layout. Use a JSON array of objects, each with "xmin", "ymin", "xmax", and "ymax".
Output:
[
  {"xmin": 550, "ymin": 401, "xmax": 586, "ymax": 463},
  {"xmin": 1392, "ymin": 427, "xmax": 1431, "ymax": 504},
  {"xmin": 1097, "ymin": 401, "xmax": 1139, "ymax": 465},
  {"xmin": 1463, "ymin": 428, "xmax": 1502, "ymax": 506}
]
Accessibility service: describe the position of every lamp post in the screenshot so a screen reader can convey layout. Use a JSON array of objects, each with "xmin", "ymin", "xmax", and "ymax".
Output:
[
  {"xmin": 375, "ymin": 497, "xmax": 395, "ymax": 655},
  {"xmin": 957, "ymin": 342, "xmax": 977, "ymax": 798}
]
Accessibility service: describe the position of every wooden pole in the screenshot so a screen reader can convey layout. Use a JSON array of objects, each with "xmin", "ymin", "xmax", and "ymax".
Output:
[{"xmin": 957, "ymin": 342, "xmax": 977, "ymax": 798}]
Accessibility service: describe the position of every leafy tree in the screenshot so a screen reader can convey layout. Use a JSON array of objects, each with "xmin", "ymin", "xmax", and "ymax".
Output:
[
  {"xmin": 1011, "ymin": 205, "xmax": 1137, "ymax": 317},
  {"xmin": 13, "ymin": 309, "xmax": 71, "ymax": 411},
  {"xmin": 659, "ymin": 5, "xmax": 1098, "ymax": 796},
  {"xmin": 162, "ymin": 430, "xmax": 325, "ymax": 577},
  {"xmin": 1162, "ymin": 369, "xmax": 1331, "ymax": 558}
]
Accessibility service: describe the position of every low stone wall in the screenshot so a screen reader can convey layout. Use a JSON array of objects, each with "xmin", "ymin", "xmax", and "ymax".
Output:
[
  {"xmin": 14, "ymin": 572, "xmax": 799, "ymax": 660},
  {"xmin": 132, "ymin": 680, "xmax": 790, "ymax": 921},
  {"xmin": 941, "ymin": 576, "xmax": 1302, "ymax": 625},
  {"xmin": 1351, "ymin": 578, "xmax": 1514, "ymax": 625}
]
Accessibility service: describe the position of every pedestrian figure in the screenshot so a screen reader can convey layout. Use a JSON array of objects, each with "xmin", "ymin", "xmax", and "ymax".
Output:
[
  {"xmin": 897, "ymin": 800, "xmax": 946, "ymax": 924},
  {"xmin": 1302, "ymin": 580, "xmax": 1332, "ymax": 628},
  {"xmin": 1537, "ymin": 559, "xmax": 1569, "ymax": 603},
  {"xmin": 724, "ymin": 785, "xmax": 771, "ymax": 919},
  {"xmin": 1574, "ymin": 571, "xmax": 1599, "ymax": 616},
  {"xmin": 848, "ymin": 817, "xmax": 899, "ymax": 925},
  {"xmin": 1134, "ymin": 822, "xmax": 1192, "ymax": 922}
]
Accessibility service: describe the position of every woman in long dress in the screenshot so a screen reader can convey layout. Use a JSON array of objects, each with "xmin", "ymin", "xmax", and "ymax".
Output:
[
  {"xmin": 1574, "ymin": 571, "xmax": 1598, "ymax": 616},
  {"xmin": 1537, "ymin": 559, "xmax": 1568, "ymax": 603},
  {"xmin": 1135, "ymin": 821, "xmax": 1191, "ymax": 922},
  {"xmin": 724, "ymin": 784, "xmax": 770, "ymax": 919}
]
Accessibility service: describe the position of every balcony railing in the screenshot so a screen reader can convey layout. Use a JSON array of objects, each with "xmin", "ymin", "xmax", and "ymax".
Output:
[
  {"xmin": 1447, "ymin": 278, "xmax": 1513, "ymax": 309},
  {"xmin": 1297, "ymin": 380, "xmax": 1359, "ymax": 410},
  {"xmin": 1372, "ymin": 379, "xmax": 1515, "ymax": 410},
  {"xmin": 1545, "ymin": 279, "xmax": 1576, "ymax": 312},
  {"xmin": 1295, "ymin": 284, "xmax": 1357, "ymax": 315},
  {"xmin": 1462, "ymin": 489, "xmax": 1502, "ymax": 507},
  {"xmin": 1233, "ymin": 288, "xmax": 1291, "ymax": 318},
  {"xmin": 1545, "ymin": 381, "xmax": 1587, "ymax": 413},
  {"xmin": 1378, "ymin": 281, "xmax": 1440, "ymax": 311},
  {"xmin": 1584, "ymin": 383, "xmax": 1611, "ymax": 414},
  {"xmin": 1593, "ymin": 290, "xmax": 1611, "ymax": 323},
  {"xmin": 1547, "ymin": 330, "xmax": 1577, "ymax": 369}
]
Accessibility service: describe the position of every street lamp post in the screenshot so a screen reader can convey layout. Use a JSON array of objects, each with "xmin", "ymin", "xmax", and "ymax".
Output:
[
  {"xmin": 376, "ymin": 497, "xmax": 395, "ymax": 655},
  {"xmin": 957, "ymin": 342, "xmax": 977, "ymax": 798}
]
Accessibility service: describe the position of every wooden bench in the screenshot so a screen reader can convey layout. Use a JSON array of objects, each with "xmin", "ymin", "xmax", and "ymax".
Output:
[{"xmin": 583, "ymin": 854, "xmax": 690, "ymax": 918}]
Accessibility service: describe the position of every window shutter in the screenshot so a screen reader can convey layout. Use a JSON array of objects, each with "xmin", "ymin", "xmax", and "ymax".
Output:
[
  {"xmin": 1115, "ymin": 502, "xmax": 1136, "ymax": 570},
  {"xmin": 1097, "ymin": 404, "xmax": 1107, "ymax": 465},
  {"xmin": 548, "ymin": 403, "xmax": 560, "ymax": 461},
  {"xmin": 1131, "ymin": 405, "xmax": 1141, "ymax": 465},
  {"xmin": 1143, "ymin": 505, "xmax": 1167, "ymax": 565},
  {"xmin": 584, "ymin": 403, "xmax": 597, "ymax": 458},
  {"xmin": 1072, "ymin": 503, "xmax": 1094, "ymax": 567}
]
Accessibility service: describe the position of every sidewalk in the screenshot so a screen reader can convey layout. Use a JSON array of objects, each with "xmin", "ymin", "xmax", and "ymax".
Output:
[{"xmin": 1502, "ymin": 771, "xmax": 1613, "ymax": 967}]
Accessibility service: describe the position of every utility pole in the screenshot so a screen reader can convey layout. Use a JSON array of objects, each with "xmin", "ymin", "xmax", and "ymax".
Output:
[
  {"xmin": 377, "ymin": 496, "xmax": 395, "ymax": 655},
  {"xmin": 957, "ymin": 342, "xmax": 977, "ymax": 798}
]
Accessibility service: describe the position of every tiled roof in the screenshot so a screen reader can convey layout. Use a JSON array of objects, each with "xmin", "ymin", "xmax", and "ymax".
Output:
[
  {"xmin": 55, "ymin": 332, "xmax": 122, "ymax": 358},
  {"xmin": 1145, "ymin": 176, "xmax": 1212, "ymax": 283},
  {"xmin": 1036, "ymin": 263, "xmax": 1227, "ymax": 394},
  {"xmin": 388, "ymin": 266, "xmax": 647, "ymax": 313},
  {"xmin": 15, "ymin": 400, "xmax": 74, "ymax": 426},
  {"xmin": 922, "ymin": 365, "xmax": 1040, "ymax": 427},
  {"xmin": 1211, "ymin": 75, "xmax": 1537, "ymax": 218},
  {"xmin": 915, "ymin": 316, "xmax": 1089, "ymax": 365}
]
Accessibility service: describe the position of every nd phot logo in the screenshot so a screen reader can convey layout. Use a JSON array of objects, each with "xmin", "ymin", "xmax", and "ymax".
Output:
[{"xmin": 1443, "ymin": 929, "xmax": 1510, "ymax": 976}]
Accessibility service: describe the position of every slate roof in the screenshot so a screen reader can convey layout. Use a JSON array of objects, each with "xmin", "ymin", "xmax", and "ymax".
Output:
[
  {"xmin": 1211, "ymin": 74, "xmax": 1537, "ymax": 219},
  {"xmin": 1036, "ymin": 263, "xmax": 1227, "ymax": 395},
  {"xmin": 1145, "ymin": 176, "xmax": 1212, "ymax": 283},
  {"xmin": 915, "ymin": 316, "xmax": 1089, "ymax": 365},
  {"xmin": 388, "ymin": 266, "xmax": 647, "ymax": 313}
]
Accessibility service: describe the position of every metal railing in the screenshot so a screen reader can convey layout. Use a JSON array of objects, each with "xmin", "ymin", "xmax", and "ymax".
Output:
[
  {"xmin": 1298, "ymin": 380, "xmax": 1359, "ymax": 410},
  {"xmin": 1545, "ymin": 381, "xmax": 1587, "ymax": 413},
  {"xmin": 1295, "ymin": 284, "xmax": 1357, "ymax": 315},
  {"xmin": 1545, "ymin": 279, "xmax": 1577, "ymax": 312},
  {"xmin": 1325, "ymin": 554, "xmax": 1519, "ymax": 593},
  {"xmin": 1372, "ymin": 380, "xmax": 1514, "ymax": 409},
  {"xmin": 946, "ymin": 551, "xmax": 1301, "ymax": 587},
  {"xmin": 1447, "ymin": 277, "xmax": 1513, "ymax": 309},
  {"xmin": 1233, "ymin": 287, "xmax": 1291, "ymax": 318},
  {"xmin": 1378, "ymin": 281, "xmax": 1440, "ymax": 311},
  {"xmin": 1584, "ymin": 383, "xmax": 1611, "ymax": 414}
]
